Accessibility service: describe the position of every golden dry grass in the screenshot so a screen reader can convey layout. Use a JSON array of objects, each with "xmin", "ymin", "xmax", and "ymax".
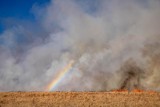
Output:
[{"xmin": 0, "ymin": 91, "xmax": 160, "ymax": 107}]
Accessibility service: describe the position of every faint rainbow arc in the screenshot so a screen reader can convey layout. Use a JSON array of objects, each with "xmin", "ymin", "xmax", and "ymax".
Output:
[{"xmin": 46, "ymin": 60, "xmax": 74, "ymax": 91}]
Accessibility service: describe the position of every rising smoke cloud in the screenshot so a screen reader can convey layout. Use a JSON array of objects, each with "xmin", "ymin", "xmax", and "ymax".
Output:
[{"xmin": 0, "ymin": 0, "xmax": 160, "ymax": 91}]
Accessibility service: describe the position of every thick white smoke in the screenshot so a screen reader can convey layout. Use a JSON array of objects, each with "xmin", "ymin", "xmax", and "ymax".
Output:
[{"xmin": 0, "ymin": 0, "xmax": 160, "ymax": 91}]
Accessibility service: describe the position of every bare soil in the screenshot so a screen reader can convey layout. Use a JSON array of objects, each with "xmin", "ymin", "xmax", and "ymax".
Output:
[{"xmin": 0, "ymin": 91, "xmax": 160, "ymax": 107}]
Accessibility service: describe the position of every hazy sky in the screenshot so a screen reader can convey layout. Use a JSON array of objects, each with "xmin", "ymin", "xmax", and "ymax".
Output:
[{"xmin": 0, "ymin": 0, "xmax": 50, "ymax": 32}]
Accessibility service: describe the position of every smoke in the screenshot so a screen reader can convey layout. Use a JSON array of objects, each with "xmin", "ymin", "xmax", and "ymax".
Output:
[{"xmin": 0, "ymin": 0, "xmax": 160, "ymax": 91}]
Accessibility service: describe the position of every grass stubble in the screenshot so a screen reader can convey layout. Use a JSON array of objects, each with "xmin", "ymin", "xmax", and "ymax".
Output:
[{"xmin": 0, "ymin": 90, "xmax": 160, "ymax": 107}]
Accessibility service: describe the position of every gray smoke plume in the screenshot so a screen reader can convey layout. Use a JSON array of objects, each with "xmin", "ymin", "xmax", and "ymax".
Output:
[{"xmin": 0, "ymin": 0, "xmax": 160, "ymax": 91}]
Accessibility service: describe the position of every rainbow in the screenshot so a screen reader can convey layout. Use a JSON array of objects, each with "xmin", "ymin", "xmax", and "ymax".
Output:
[{"xmin": 46, "ymin": 60, "xmax": 74, "ymax": 91}]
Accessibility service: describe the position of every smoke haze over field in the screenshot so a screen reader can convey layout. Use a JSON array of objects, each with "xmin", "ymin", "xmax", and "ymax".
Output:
[{"xmin": 0, "ymin": 0, "xmax": 160, "ymax": 91}]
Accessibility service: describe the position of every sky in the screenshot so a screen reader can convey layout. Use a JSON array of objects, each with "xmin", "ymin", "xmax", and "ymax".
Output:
[
  {"xmin": 0, "ymin": 0, "xmax": 50, "ymax": 33},
  {"xmin": 0, "ymin": 0, "xmax": 160, "ymax": 92}
]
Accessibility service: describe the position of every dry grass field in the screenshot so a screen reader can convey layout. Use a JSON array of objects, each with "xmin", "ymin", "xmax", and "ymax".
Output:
[{"xmin": 0, "ymin": 90, "xmax": 160, "ymax": 107}]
